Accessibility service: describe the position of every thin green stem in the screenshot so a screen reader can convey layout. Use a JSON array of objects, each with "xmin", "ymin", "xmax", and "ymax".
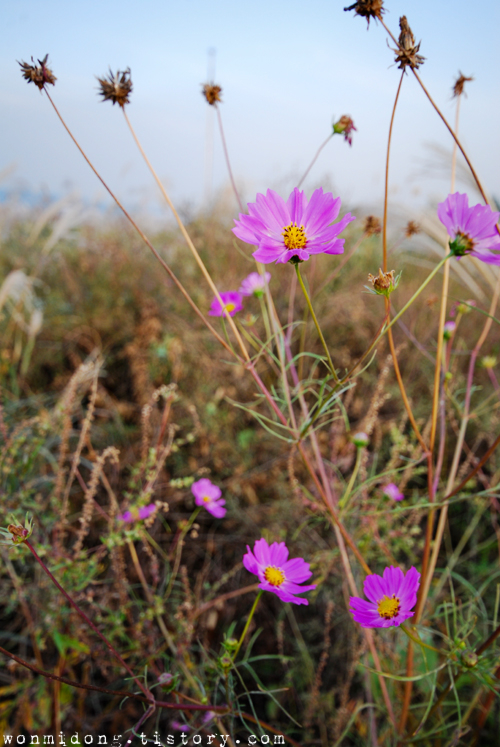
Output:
[
  {"xmin": 231, "ymin": 590, "xmax": 263, "ymax": 663},
  {"xmin": 400, "ymin": 624, "xmax": 446, "ymax": 655},
  {"xmin": 258, "ymin": 293, "xmax": 273, "ymax": 345},
  {"xmin": 359, "ymin": 257, "xmax": 449, "ymax": 379},
  {"xmin": 164, "ymin": 507, "xmax": 201, "ymax": 602},
  {"xmin": 294, "ymin": 263, "xmax": 340, "ymax": 383},
  {"xmin": 297, "ymin": 133, "xmax": 334, "ymax": 189},
  {"xmin": 339, "ymin": 446, "xmax": 363, "ymax": 511}
]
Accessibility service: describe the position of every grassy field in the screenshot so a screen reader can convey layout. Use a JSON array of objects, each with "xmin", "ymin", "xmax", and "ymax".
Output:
[{"xmin": 3, "ymin": 6, "xmax": 500, "ymax": 745}]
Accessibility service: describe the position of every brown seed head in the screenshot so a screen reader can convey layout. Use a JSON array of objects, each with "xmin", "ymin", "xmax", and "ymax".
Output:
[
  {"xmin": 18, "ymin": 54, "xmax": 57, "ymax": 90},
  {"xmin": 453, "ymin": 71, "xmax": 474, "ymax": 98},
  {"xmin": 405, "ymin": 220, "xmax": 420, "ymax": 237},
  {"xmin": 202, "ymin": 83, "xmax": 222, "ymax": 106},
  {"xmin": 368, "ymin": 268, "xmax": 396, "ymax": 295},
  {"xmin": 363, "ymin": 216, "xmax": 382, "ymax": 236},
  {"xmin": 393, "ymin": 16, "xmax": 425, "ymax": 71},
  {"xmin": 97, "ymin": 68, "xmax": 132, "ymax": 108},
  {"xmin": 344, "ymin": 0, "xmax": 385, "ymax": 27}
]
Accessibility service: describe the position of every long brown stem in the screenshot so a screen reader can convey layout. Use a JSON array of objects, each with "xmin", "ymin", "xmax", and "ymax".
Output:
[
  {"xmin": 379, "ymin": 19, "xmax": 492, "ymax": 209},
  {"xmin": 42, "ymin": 89, "xmax": 233, "ymax": 356},
  {"xmin": 383, "ymin": 71, "xmax": 404, "ymax": 272},
  {"xmin": 215, "ymin": 105, "xmax": 244, "ymax": 212},
  {"xmin": 0, "ymin": 642, "xmax": 226, "ymax": 712},
  {"xmin": 297, "ymin": 133, "xmax": 334, "ymax": 189},
  {"xmin": 25, "ymin": 540, "xmax": 152, "ymax": 701},
  {"xmin": 429, "ymin": 97, "xmax": 462, "ymax": 454},
  {"xmin": 418, "ymin": 275, "xmax": 500, "ymax": 619},
  {"xmin": 122, "ymin": 108, "xmax": 251, "ymax": 363}
]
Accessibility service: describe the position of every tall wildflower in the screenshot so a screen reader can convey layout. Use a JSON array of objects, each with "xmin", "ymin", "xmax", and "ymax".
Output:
[
  {"xmin": 350, "ymin": 566, "xmax": 420, "ymax": 628},
  {"xmin": 233, "ymin": 188, "xmax": 355, "ymax": 265},
  {"xmin": 243, "ymin": 538, "xmax": 316, "ymax": 605}
]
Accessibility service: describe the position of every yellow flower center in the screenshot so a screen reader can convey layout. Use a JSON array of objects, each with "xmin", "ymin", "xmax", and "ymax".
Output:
[
  {"xmin": 282, "ymin": 223, "xmax": 307, "ymax": 250},
  {"xmin": 225, "ymin": 303, "xmax": 236, "ymax": 312},
  {"xmin": 203, "ymin": 496, "xmax": 211, "ymax": 503},
  {"xmin": 264, "ymin": 565, "xmax": 285, "ymax": 587},
  {"xmin": 377, "ymin": 595, "xmax": 401, "ymax": 620}
]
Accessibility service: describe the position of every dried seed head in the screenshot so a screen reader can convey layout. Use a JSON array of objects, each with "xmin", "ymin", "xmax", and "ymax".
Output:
[
  {"xmin": 405, "ymin": 220, "xmax": 420, "ymax": 237},
  {"xmin": 97, "ymin": 68, "xmax": 132, "ymax": 108},
  {"xmin": 18, "ymin": 54, "xmax": 57, "ymax": 90},
  {"xmin": 453, "ymin": 71, "xmax": 474, "ymax": 98},
  {"xmin": 363, "ymin": 215, "xmax": 382, "ymax": 236},
  {"xmin": 367, "ymin": 268, "xmax": 400, "ymax": 297},
  {"xmin": 202, "ymin": 83, "xmax": 222, "ymax": 106},
  {"xmin": 344, "ymin": 0, "xmax": 385, "ymax": 27},
  {"xmin": 332, "ymin": 115, "xmax": 357, "ymax": 146},
  {"xmin": 393, "ymin": 16, "xmax": 425, "ymax": 71}
]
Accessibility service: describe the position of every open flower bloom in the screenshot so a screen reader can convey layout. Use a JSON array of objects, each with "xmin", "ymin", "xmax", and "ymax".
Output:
[
  {"xmin": 350, "ymin": 566, "xmax": 420, "ymax": 628},
  {"xmin": 437, "ymin": 193, "xmax": 500, "ymax": 264},
  {"xmin": 118, "ymin": 503, "xmax": 156, "ymax": 523},
  {"xmin": 243, "ymin": 538, "xmax": 316, "ymax": 605},
  {"xmin": 383, "ymin": 483, "xmax": 404, "ymax": 502},
  {"xmin": 233, "ymin": 187, "xmax": 355, "ymax": 264},
  {"xmin": 191, "ymin": 478, "xmax": 226, "ymax": 518},
  {"xmin": 238, "ymin": 271, "xmax": 271, "ymax": 297},
  {"xmin": 209, "ymin": 291, "xmax": 243, "ymax": 317}
]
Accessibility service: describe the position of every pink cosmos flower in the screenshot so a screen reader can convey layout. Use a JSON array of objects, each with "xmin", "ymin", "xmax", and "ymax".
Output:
[
  {"xmin": 238, "ymin": 271, "xmax": 271, "ymax": 297},
  {"xmin": 209, "ymin": 291, "xmax": 243, "ymax": 317},
  {"xmin": 191, "ymin": 478, "xmax": 226, "ymax": 518},
  {"xmin": 233, "ymin": 187, "xmax": 355, "ymax": 264},
  {"xmin": 383, "ymin": 483, "xmax": 404, "ymax": 502},
  {"xmin": 118, "ymin": 503, "xmax": 156, "ymax": 523},
  {"xmin": 350, "ymin": 566, "xmax": 420, "ymax": 628},
  {"xmin": 243, "ymin": 538, "xmax": 316, "ymax": 605},
  {"xmin": 437, "ymin": 193, "xmax": 500, "ymax": 264}
]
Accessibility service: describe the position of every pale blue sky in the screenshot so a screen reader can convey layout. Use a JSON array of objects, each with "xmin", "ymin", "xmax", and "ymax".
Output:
[{"xmin": 2, "ymin": 0, "xmax": 499, "ymax": 215}]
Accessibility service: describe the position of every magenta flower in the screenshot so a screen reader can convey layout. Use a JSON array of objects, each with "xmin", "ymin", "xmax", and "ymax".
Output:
[
  {"xmin": 350, "ymin": 566, "xmax": 420, "ymax": 628},
  {"xmin": 233, "ymin": 187, "xmax": 355, "ymax": 264},
  {"xmin": 209, "ymin": 291, "xmax": 243, "ymax": 317},
  {"xmin": 118, "ymin": 503, "xmax": 156, "ymax": 523},
  {"xmin": 191, "ymin": 478, "xmax": 226, "ymax": 518},
  {"xmin": 238, "ymin": 271, "xmax": 271, "ymax": 298},
  {"xmin": 437, "ymin": 193, "xmax": 500, "ymax": 264},
  {"xmin": 171, "ymin": 721, "xmax": 190, "ymax": 733},
  {"xmin": 383, "ymin": 483, "xmax": 404, "ymax": 502},
  {"xmin": 243, "ymin": 538, "xmax": 316, "ymax": 605}
]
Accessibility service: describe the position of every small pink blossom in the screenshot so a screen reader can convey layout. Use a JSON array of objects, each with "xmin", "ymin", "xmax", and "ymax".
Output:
[
  {"xmin": 243, "ymin": 538, "xmax": 316, "ymax": 605},
  {"xmin": 350, "ymin": 566, "xmax": 420, "ymax": 628},
  {"xmin": 118, "ymin": 503, "xmax": 156, "ymax": 523},
  {"xmin": 238, "ymin": 271, "xmax": 271, "ymax": 297},
  {"xmin": 383, "ymin": 483, "xmax": 404, "ymax": 502},
  {"xmin": 191, "ymin": 478, "xmax": 226, "ymax": 518},
  {"xmin": 209, "ymin": 291, "xmax": 243, "ymax": 317}
]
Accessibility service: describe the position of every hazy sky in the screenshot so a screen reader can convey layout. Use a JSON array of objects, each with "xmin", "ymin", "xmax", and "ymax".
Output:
[{"xmin": 2, "ymin": 0, "xmax": 499, "ymax": 217}]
